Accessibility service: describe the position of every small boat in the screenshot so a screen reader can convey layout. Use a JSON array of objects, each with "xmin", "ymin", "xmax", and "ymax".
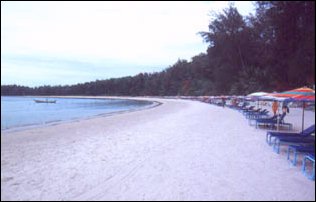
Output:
[{"xmin": 34, "ymin": 99, "xmax": 57, "ymax": 103}]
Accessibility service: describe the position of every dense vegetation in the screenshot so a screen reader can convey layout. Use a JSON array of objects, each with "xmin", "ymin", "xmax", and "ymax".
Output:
[{"xmin": 2, "ymin": 1, "xmax": 315, "ymax": 96}]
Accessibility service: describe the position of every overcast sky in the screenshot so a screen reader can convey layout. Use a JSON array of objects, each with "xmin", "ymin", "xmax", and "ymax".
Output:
[{"xmin": 1, "ymin": 1, "xmax": 255, "ymax": 87}]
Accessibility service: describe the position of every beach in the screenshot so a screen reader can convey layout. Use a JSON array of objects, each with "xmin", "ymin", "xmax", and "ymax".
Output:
[{"xmin": 1, "ymin": 97, "xmax": 315, "ymax": 200}]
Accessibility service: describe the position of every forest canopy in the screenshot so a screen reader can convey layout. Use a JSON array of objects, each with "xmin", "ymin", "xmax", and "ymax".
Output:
[{"xmin": 2, "ymin": 1, "xmax": 315, "ymax": 96}]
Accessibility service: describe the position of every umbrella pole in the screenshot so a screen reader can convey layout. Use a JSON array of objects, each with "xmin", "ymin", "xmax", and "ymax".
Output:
[
  {"xmin": 302, "ymin": 101, "xmax": 305, "ymax": 132},
  {"xmin": 277, "ymin": 101, "xmax": 280, "ymax": 131}
]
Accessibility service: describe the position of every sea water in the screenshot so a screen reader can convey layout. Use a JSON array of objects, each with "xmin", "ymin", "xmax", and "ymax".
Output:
[{"xmin": 1, "ymin": 96, "xmax": 153, "ymax": 131}]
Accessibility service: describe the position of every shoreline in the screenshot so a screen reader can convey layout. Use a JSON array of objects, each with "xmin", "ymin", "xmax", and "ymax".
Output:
[
  {"xmin": 1, "ymin": 97, "xmax": 315, "ymax": 200},
  {"xmin": 1, "ymin": 96, "xmax": 162, "ymax": 134}
]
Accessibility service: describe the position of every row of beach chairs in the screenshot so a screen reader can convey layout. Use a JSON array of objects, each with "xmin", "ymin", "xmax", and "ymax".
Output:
[
  {"xmin": 221, "ymin": 101, "xmax": 315, "ymax": 180},
  {"xmin": 227, "ymin": 102, "xmax": 293, "ymax": 130},
  {"xmin": 266, "ymin": 125, "xmax": 315, "ymax": 180},
  {"xmin": 235, "ymin": 103, "xmax": 314, "ymax": 180}
]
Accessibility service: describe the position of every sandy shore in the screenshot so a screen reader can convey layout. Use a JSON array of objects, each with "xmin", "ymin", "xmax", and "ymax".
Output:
[{"xmin": 1, "ymin": 97, "xmax": 315, "ymax": 200}]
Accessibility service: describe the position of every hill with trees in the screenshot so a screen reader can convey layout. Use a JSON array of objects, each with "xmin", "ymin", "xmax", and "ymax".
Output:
[{"xmin": 2, "ymin": 1, "xmax": 315, "ymax": 96}]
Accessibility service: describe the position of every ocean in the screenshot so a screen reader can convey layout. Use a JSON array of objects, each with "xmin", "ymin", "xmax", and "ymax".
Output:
[{"xmin": 1, "ymin": 96, "xmax": 153, "ymax": 131}]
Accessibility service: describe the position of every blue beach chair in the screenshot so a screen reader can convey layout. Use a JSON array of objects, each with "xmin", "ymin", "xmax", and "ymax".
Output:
[
  {"xmin": 243, "ymin": 108, "xmax": 261, "ymax": 116},
  {"xmin": 302, "ymin": 153, "xmax": 315, "ymax": 181},
  {"xmin": 239, "ymin": 105, "xmax": 255, "ymax": 113},
  {"xmin": 255, "ymin": 112, "xmax": 287, "ymax": 129},
  {"xmin": 245, "ymin": 109, "xmax": 268, "ymax": 118},
  {"xmin": 247, "ymin": 109, "xmax": 270, "ymax": 125},
  {"xmin": 273, "ymin": 135, "xmax": 315, "ymax": 154},
  {"xmin": 266, "ymin": 125, "xmax": 315, "ymax": 145},
  {"xmin": 287, "ymin": 145, "xmax": 315, "ymax": 166}
]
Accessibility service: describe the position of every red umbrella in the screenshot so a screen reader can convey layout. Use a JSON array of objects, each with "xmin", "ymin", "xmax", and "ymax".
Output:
[
  {"xmin": 268, "ymin": 87, "xmax": 315, "ymax": 131},
  {"xmin": 269, "ymin": 87, "xmax": 315, "ymax": 101}
]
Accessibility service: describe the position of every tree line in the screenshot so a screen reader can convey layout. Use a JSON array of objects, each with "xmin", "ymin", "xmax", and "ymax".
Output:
[{"xmin": 2, "ymin": 1, "xmax": 315, "ymax": 96}]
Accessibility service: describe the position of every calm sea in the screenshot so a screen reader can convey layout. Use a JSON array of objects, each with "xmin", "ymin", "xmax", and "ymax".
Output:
[{"xmin": 1, "ymin": 96, "xmax": 153, "ymax": 131}]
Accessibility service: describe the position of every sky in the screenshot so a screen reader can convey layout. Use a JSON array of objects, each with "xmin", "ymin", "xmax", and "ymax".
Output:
[{"xmin": 1, "ymin": 1, "xmax": 256, "ymax": 87}]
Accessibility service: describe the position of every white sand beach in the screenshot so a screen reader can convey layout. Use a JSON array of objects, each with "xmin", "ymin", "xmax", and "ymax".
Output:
[{"xmin": 1, "ymin": 97, "xmax": 315, "ymax": 201}]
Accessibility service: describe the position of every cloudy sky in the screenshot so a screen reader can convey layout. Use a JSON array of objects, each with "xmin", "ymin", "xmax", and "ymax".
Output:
[{"xmin": 1, "ymin": 1, "xmax": 255, "ymax": 87}]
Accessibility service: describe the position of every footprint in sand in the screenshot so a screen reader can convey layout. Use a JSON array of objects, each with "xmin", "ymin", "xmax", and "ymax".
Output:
[{"xmin": 1, "ymin": 176, "xmax": 14, "ymax": 183}]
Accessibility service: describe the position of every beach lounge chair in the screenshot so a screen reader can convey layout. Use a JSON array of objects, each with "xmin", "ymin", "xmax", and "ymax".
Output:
[
  {"xmin": 243, "ymin": 108, "xmax": 262, "ymax": 116},
  {"xmin": 287, "ymin": 145, "xmax": 315, "ymax": 166},
  {"xmin": 258, "ymin": 112, "xmax": 292, "ymax": 130},
  {"xmin": 255, "ymin": 112, "xmax": 286, "ymax": 129},
  {"xmin": 266, "ymin": 125, "xmax": 315, "ymax": 145},
  {"xmin": 246, "ymin": 109, "xmax": 269, "ymax": 119},
  {"xmin": 253, "ymin": 115, "xmax": 276, "ymax": 128},
  {"xmin": 243, "ymin": 108, "xmax": 261, "ymax": 115},
  {"xmin": 239, "ymin": 102, "xmax": 248, "ymax": 109},
  {"xmin": 247, "ymin": 109, "xmax": 270, "ymax": 126},
  {"xmin": 255, "ymin": 114, "xmax": 277, "ymax": 122},
  {"xmin": 273, "ymin": 135, "xmax": 315, "ymax": 154},
  {"xmin": 302, "ymin": 153, "xmax": 315, "ymax": 181},
  {"xmin": 276, "ymin": 122, "xmax": 293, "ymax": 131},
  {"xmin": 239, "ymin": 106, "xmax": 255, "ymax": 114}
]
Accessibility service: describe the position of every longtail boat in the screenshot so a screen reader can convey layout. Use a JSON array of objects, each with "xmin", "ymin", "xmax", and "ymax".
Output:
[{"xmin": 34, "ymin": 99, "xmax": 57, "ymax": 103}]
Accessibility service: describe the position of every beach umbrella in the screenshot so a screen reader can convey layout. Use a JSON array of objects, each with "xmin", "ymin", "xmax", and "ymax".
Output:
[
  {"xmin": 247, "ymin": 92, "xmax": 268, "ymax": 97},
  {"xmin": 268, "ymin": 87, "xmax": 315, "ymax": 132},
  {"xmin": 268, "ymin": 87, "xmax": 315, "ymax": 101},
  {"xmin": 247, "ymin": 92, "xmax": 269, "ymax": 108},
  {"xmin": 256, "ymin": 94, "xmax": 290, "ymax": 131},
  {"xmin": 246, "ymin": 92, "xmax": 268, "ymax": 102}
]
